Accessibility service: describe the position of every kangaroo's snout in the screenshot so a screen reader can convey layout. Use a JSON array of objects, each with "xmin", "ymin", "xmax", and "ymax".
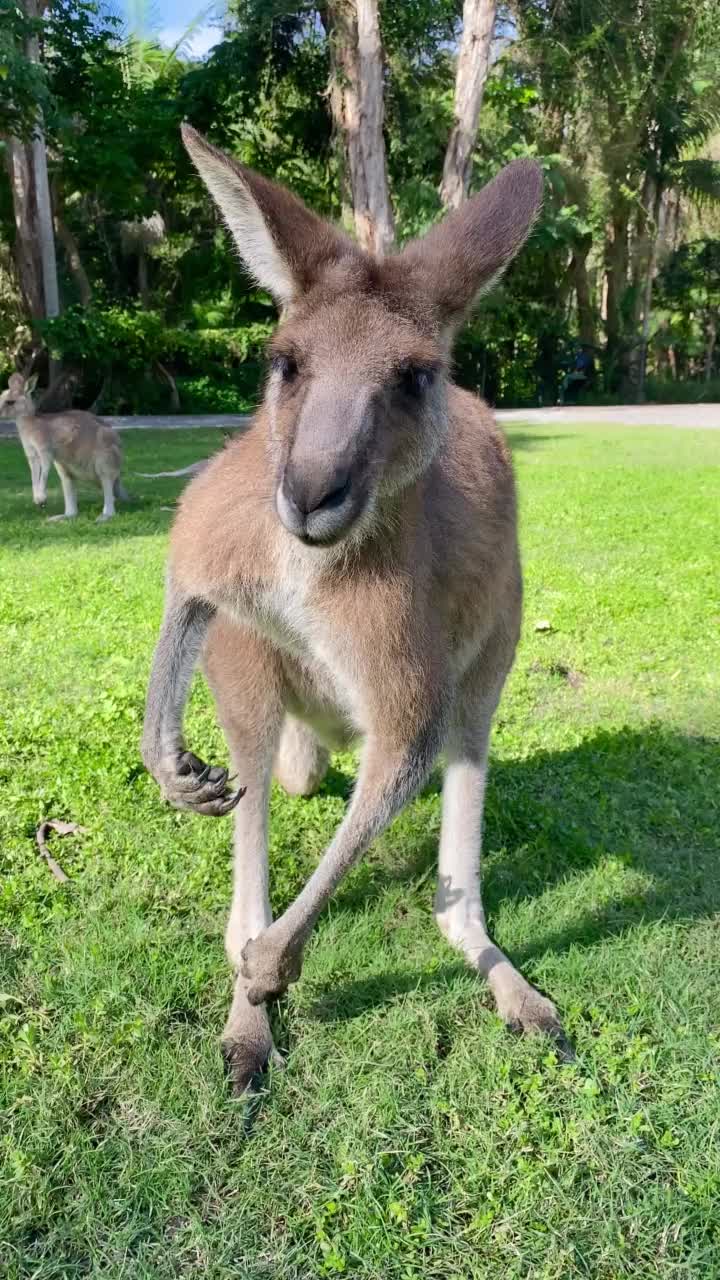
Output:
[{"xmin": 277, "ymin": 456, "xmax": 363, "ymax": 544}]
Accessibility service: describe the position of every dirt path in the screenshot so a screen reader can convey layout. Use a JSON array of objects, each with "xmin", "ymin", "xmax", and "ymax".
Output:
[
  {"xmin": 1, "ymin": 403, "xmax": 718, "ymax": 442},
  {"xmin": 496, "ymin": 403, "xmax": 720, "ymax": 428}
]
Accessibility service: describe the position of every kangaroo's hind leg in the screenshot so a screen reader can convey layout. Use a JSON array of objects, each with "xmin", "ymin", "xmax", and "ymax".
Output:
[
  {"xmin": 47, "ymin": 461, "xmax": 78, "ymax": 520},
  {"xmin": 434, "ymin": 631, "xmax": 571, "ymax": 1053},
  {"xmin": 96, "ymin": 469, "xmax": 117, "ymax": 521},
  {"xmin": 95, "ymin": 438, "xmax": 123, "ymax": 520},
  {"xmin": 203, "ymin": 617, "xmax": 286, "ymax": 1094}
]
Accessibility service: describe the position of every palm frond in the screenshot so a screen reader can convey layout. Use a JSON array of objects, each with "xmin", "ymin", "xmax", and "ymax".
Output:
[
  {"xmin": 672, "ymin": 158, "xmax": 720, "ymax": 206},
  {"xmin": 162, "ymin": 3, "xmax": 219, "ymax": 65}
]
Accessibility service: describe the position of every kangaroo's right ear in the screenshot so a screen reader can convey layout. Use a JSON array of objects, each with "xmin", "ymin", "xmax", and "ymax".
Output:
[
  {"xmin": 7, "ymin": 373, "xmax": 25, "ymax": 394},
  {"xmin": 181, "ymin": 124, "xmax": 358, "ymax": 308}
]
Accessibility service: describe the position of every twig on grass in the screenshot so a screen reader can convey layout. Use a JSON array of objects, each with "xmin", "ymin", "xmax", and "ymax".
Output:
[{"xmin": 35, "ymin": 819, "xmax": 87, "ymax": 883}]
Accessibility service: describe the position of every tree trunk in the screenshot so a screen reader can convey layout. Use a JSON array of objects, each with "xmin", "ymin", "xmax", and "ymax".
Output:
[
  {"xmin": 440, "ymin": 0, "xmax": 496, "ymax": 210},
  {"xmin": 32, "ymin": 132, "xmax": 59, "ymax": 317},
  {"xmin": 571, "ymin": 246, "xmax": 595, "ymax": 346},
  {"xmin": 25, "ymin": 0, "xmax": 59, "ymax": 320},
  {"xmin": 54, "ymin": 210, "xmax": 92, "ymax": 306},
  {"xmin": 704, "ymin": 314, "xmax": 717, "ymax": 382},
  {"xmin": 4, "ymin": 137, "xmax": 44, "ymax": 319},
  {"xmin": 138, "ymin": 248, "xmax": 150, "ymax": 308},
  {"xmin": 626, "ymin": 177, "xmax": 663, "ymax": 402},
  {"xmin": 326, "ymin": 0, "xmax": 395, "ymax": 256},
  {"xmin": 604, "ymin": 203, "xmax": 630, "ymax": 392},
  {"xmin": 634, "ymin": 181, "xmax": 663, "ymax": 400},
  {"xmin": 325, "ymin": 6, "xmax": 355, "ymax": 233},
  {"xmin": 4, "ymin": 0, "xmax": 60, "ymax": 324}
]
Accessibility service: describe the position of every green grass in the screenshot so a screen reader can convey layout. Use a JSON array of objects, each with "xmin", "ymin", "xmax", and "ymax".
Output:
[{"xmin": 1, "ymin": 423, "xmax": 719, "ymax": 1278}]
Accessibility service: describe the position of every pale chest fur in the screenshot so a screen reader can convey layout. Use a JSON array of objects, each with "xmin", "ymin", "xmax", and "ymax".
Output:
[{"xmin": 220, "ymin": 540, "xmax": 370, "ymax": 738}]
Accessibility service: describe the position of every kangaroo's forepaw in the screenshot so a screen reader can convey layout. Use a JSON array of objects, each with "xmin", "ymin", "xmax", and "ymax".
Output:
[
  {"xmin": 241, "ymin": 930, "xmax": 304, "ymax": 1006},
  {"xmin": 148, "ymin": 749, "xmax": 245, "ymax": 816}
]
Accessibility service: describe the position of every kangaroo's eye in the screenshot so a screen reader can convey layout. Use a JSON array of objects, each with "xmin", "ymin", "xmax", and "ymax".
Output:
[
  {"xmin": 400, "ymin": 364, "xmax": 435, "ymax": 397},
  {"xmin": 271, "ymin": 353, "xmax": 299, "ymax": 382}
]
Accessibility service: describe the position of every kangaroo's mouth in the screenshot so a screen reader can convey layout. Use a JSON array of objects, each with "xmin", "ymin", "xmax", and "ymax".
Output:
[{"xmin": 275, "ymin": 469, "xmax": 368, "ymax": 546}]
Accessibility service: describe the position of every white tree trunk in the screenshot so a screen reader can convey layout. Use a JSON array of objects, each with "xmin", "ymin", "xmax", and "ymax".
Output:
[
  {"xmin": 32, "ymin": 132, "xmax": 59, "ymax": 317},
  {"xmin": 26, "ymin": 3, "xmax": 60, "ymax": 319},
  {"xmin": 5, "ymin": 136, "xmax": 44, "ymax": 319},
  {"xmin": 440, "ymin": 0, "xmax": 496, "ymax": 210},
  {"xmin": 328, "ymin": 0, "xmax": 395, "ymax": 256}
]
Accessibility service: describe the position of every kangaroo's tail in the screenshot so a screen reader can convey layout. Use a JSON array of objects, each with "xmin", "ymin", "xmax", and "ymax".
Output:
[{"xmin": 135, "ymin": 459, "xmax": 209, "ymax": 480}]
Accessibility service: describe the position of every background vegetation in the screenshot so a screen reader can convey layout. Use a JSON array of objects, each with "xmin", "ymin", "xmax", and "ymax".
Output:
[{"xmin": 1, "ymin": 0, "xmax": 720, "ymax": 413}]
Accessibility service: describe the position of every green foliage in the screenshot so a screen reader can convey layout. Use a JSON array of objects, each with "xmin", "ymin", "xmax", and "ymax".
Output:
[
  {"xmin": 0, "ymin": 0, "xmax": 50, "ymax": 136},
  {"xmin": 1, "ymin": 0, "xmax": 719, "ymax": 405},
  {"xmin": 643, "ymin": 375, "xmax": 720, "ymax": 403},
  {"xmin": 41, "ymin": 305, "xmax": 271, "ymax": 411},
  {"xmin": 175, "ymin": 375, "xmax": 257, "ymax": 413}
]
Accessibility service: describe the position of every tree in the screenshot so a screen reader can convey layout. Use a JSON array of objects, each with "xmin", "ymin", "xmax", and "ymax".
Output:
[
  {"xmin": 26, "ymin": 0, "xmax": 59, "ymax": 321},
  {"xmin": 513, "ymin": 0, "xmax": 720, "ymax": 397},
  {"xmin": 326, "ymin": 0, "xmax": 395, "ymax": 254},
  {"xmin": 440, "ymin": 0, "xmax": 496, "ymax": 209},
  {"xmin": 3, "ymin": 0, "xmax": 719, "ymax": 408},
  {"xmin": 1, "ymin": 0, "xmax": 58, "ymax": 321}
]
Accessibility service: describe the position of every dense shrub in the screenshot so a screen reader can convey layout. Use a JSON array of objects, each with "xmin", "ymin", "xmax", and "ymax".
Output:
[
  {"xmin": 643, "ymin": 376, "xmax": 720, "ymax": 404},
  {"xmin": 40, "ymin": 305, "xmax": 271, "ymax": 413}
]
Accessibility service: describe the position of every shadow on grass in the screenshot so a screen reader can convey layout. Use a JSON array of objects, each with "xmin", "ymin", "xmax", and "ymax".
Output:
[
  {"xmin": 505, "ymin": 431, "xmax": 571, "ymax": 452},
  {"xmin": 313, "ymin": 723, "xmax": 719, "ymax": 1021}
]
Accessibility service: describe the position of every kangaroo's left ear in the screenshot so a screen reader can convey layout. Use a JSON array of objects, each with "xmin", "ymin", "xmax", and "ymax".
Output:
[
  {"xmin": 398, "ymin": 158, "xmax": 544, "ymax": 331},
  {"xmin": 181, "ymin": 124, "xmax": 360, "ymax": 309},
  {"xmin": 25, "ymin": 373, "xmax": 39, "ymax": 395}
]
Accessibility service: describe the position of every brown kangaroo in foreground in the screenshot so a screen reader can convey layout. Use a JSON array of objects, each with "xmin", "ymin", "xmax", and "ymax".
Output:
[
  {"xmin": 142, "ymin": 124, "xmax": 568, "ymax": 1093},
  {"xmin": 0, "ymin": 373, "xmax": 128, "ymax": 521}
]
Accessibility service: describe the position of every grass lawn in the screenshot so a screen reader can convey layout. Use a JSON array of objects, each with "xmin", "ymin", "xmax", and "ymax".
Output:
[{"xmin": 1, "ymin": 422, "xmax": 719, "ymax": 1279}]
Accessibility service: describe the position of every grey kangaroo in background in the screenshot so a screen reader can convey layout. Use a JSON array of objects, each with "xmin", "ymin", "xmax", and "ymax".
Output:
[
  {"xmin": 0, "ymin": 373, "xmax": 128, "ymax": 521},
  {"xmin": 142, "ymin": 124, "xmax": 567, "ymax": 1093}
]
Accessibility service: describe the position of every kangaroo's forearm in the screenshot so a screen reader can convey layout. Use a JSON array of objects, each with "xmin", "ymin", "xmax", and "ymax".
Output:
[
  {"xmin": 142, "ymin": 586, "xmax": 215, "ymax": 771},
  {"xmin": 141, "ymin": 584, "xmax": 243, "ymax": 816}
]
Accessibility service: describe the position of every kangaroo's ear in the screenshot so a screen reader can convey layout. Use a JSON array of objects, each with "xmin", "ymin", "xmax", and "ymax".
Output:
[
  {"xmin": 7, "ymin": 373, "xmax": 25, "ymax": 394},
  {"xmin": 181, "ymin": 124, "xmax": 358, "ymax": 308},
  {"xmin": 399, "ymin": 159, "xmax": 543, "ymax": 330},
  {"xmin": 25, "ymin": 373, "xmax": 38, "ymax": 395}
]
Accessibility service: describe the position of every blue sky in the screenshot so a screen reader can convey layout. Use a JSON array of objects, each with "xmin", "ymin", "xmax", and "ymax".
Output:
[{"xmin": 123, "ymin": 0, "xmax": 226, "ymax": 58}]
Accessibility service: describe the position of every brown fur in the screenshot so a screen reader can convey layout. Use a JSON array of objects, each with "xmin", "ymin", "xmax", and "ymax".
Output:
[
  {"xmin": 0, "ymin": 374, "xmax": 126, "ymax": 520},
  {"xmin": 141, "ymin": 129, "xmax": 568, "ymax": 1092}
]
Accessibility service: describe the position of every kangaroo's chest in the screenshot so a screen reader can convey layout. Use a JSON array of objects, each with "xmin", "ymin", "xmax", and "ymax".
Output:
[{"xmin": 223, "ymin": 566, "xmax": 383, "ymax": 738}]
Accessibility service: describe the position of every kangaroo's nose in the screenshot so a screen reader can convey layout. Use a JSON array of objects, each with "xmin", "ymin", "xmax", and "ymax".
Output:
[{"xmin": 282, "ymin": 463, "xmax": 351, "ymax": 519}]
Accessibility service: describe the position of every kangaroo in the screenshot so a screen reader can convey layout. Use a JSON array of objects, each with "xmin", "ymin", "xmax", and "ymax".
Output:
[
  {"xmin": 142, "ymin": 124, "xmax": 568, "ymax": 1093},
  {"xmin": 0, "ymin": 373, "xmax": 128, "ymax": 521}
]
